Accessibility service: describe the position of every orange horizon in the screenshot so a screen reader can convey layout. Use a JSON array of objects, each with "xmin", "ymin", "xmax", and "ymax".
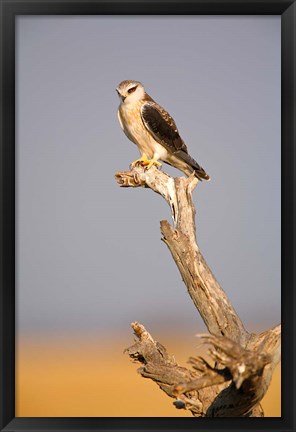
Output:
[{"xmin": 16, "ymin": 335, "xmax": 281, "ymax": 417}]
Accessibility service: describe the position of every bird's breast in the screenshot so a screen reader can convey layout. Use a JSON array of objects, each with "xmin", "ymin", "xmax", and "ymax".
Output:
[
  {"xmin": 119, "ymin": 102, "xmax": 143, "ymax": 136},
  {"xmin": 119, "ymin": 102, "xmax": 157, "ymax": 157}
]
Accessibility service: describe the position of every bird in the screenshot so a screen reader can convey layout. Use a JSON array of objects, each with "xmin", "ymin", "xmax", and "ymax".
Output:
[{"xmin": 116, "ymin": 80, "xmax": 210, "ymax": 181}]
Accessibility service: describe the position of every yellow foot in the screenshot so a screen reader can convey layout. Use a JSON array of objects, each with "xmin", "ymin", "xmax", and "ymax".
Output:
[
  {"xmin": 145, "ymin": 158, "xmax": 162, "ymax": 170},
  {"xmin": 130, "ymin": 154, "xmax": 149, "ymax": 168}
]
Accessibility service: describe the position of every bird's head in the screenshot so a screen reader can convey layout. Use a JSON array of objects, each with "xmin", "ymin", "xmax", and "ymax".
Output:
[{"xmin": 116, "ymin": 80, "xmax": 145, "ymax": 104}]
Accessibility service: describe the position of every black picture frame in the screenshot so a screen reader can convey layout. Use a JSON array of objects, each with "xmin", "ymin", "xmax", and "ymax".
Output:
[{"xmin": 0, "ymin": 1, "xmax": 295, "ymax": 431}]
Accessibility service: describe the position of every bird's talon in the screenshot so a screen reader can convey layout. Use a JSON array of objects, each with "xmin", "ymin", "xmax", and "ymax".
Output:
[
  {"xmin": 139, "ymin": 160, "xmax": 150, "ymax": 167},
  {"xmin": 130, "ymin": 154, "xmax": 150, "ymax": 168},
  {"xmin": 145, "ymin": 159, "xmax": 162, "ymax": 170}
]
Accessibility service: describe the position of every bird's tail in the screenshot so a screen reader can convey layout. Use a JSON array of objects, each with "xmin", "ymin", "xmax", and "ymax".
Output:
[{"xmin": 178, "ymin": 150, "xmax": 210, "ymax": 181}]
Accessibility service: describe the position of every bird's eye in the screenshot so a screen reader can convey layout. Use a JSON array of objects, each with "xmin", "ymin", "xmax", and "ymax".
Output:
[{"xmin": 127, "ymin": 86, "xmax": 137, "ymax": 94}]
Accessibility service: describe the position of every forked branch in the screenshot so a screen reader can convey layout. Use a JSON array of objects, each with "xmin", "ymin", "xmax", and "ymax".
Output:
[{"xmin": 115, "ymin": 165, "xmax": 281, "ymax": 417}]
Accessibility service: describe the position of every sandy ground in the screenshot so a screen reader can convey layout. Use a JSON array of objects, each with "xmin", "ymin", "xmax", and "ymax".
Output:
[{"xmin": 16, "ymin": 334, "xmax": 281, "ymax": 417}]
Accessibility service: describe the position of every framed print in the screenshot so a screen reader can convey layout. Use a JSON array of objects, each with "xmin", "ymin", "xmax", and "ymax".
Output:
[{"xmin": 0, "ymin": 1, "xmax": 295, "ymax": 431}]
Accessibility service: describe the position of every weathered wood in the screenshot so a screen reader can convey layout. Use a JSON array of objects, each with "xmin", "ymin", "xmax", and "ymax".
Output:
[
  {"xmin": 116, "ymin": 166, "xmax": 249, "ymax": 345},
  {"xmin": 115, "ymin": 164, "xmax": 281, "ymax": 417}
]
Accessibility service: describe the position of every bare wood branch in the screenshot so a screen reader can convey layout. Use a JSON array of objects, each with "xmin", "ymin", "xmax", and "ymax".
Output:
[
  {"xmin": 125, "ymin": 322, "xmax": 205, "ymax": 416},
  {"xmin": 125, "ymin": 322, "xmax": 275, "ymax": 416},
  {"xmin": 246, "ymin": 324, "xmax": 281, "ymax": 399},
  {"xmin": 116, "ymin": 165, "xmax": 281, "ymax": 417},
  {"xmin": 116, "ymin": 165, "xmax": 249, "ymax": 345}
]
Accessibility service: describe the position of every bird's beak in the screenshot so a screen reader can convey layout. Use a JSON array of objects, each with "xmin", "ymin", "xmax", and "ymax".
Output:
[{"xmin": 116, "ymin": 88, "xmax": 126, "ymax": 102}]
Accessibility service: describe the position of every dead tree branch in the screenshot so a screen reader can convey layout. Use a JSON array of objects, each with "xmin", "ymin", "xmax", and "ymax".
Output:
[{"xmin": 115, "ymin": 165, "xmax": 281, "ymax": 417}]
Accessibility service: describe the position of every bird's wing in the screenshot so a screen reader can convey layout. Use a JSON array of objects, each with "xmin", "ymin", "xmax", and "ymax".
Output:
[
  {"xmin": 140, "ymin": 101, "xmax": 188, "ymax": 154},
  {"xmin": 141, "ymin": 101, "xmax": 210, "ymax": 181}
]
